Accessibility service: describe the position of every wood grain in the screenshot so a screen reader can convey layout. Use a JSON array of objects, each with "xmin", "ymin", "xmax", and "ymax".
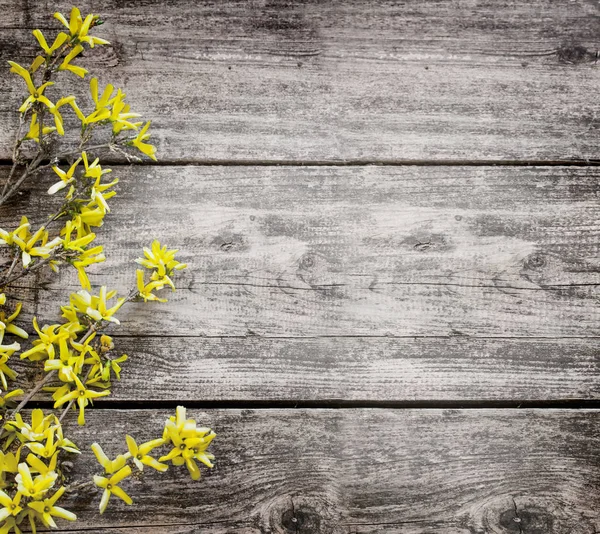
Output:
[
  {"xmin": 9, "ymin": 336, "xmax": 600, "ymax": 403},
  {"xmin": 2, "ymin": 0, "xmax": 600, "ymax": 162},
  {"xmin": 36, "ymin": 408, "xmax": 600, "ymax": 533},
  {"xmin": 2, "ymin": 165, "xmax": 598, "ymax": 338}
]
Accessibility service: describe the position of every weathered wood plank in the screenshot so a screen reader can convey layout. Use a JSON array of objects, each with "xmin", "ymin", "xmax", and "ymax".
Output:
[
  {"xmin": 32, "ymin": 409, "xmax": 600, "ymax": 533},
  {"xmin": 10, "ymin": 336, "xmax": 600, "ymax": 402},
  {"xmin": 2, "ymin": 165, "xmax": 598, "ymax": 338},
  {"xmin": 1, "ymin": 1, "xmax": 600, "ymax": 162}
]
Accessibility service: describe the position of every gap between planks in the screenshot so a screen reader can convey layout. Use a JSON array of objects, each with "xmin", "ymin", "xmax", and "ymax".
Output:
[
  {"xmin": 24, "ymin": 399, "xmax": 600, "ymax": 411},
  {"xmin": 3, "ymin": 159, "xmax": 600, "ymax": 167}
]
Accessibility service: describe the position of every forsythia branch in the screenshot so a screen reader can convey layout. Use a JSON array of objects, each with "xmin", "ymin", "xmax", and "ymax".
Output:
[{"xmin": 0, "ymin": 5, "xmax": 214, "ymax": 531}]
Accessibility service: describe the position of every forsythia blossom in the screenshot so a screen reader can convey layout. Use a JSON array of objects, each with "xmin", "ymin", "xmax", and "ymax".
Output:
[
  {"xmin": 136, "ymin": 241, "xmax": 187, "ymax": 302},
  {"xmin": 159, "ymin": 406, "xmax": 216, "ymax": 481},
  {"xmin": 90, "ymin": 407, "xmax": 215, "ymax": 513},
  {"xmin": 1, "ymin": 6, "xmax": 199, "ymax": 530},
  {"xmin": 0, "ymin": 411, "xmax": 78, "ymax": 532}
]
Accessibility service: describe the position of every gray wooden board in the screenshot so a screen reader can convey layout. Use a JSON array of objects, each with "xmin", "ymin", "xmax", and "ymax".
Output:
[
  {"xmin": 20, "ymin": 408, "xmax": 598, "ymax": 533},
  {"xmin": 1, "ymin": 165, "xmax": 598, "ymax": 338},
  {"xmin": 2, "ymin": 0, "xmax": 600, "ymax": 162},
  {"xmin": 8, "ymin": 336, "xmax": 600, "ymax": 403}
]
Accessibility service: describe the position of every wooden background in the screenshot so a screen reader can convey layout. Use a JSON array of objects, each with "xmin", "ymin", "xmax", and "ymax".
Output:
[{"xmin": 1, "ymin": 0, "xmax": 599, "ymax": 532}]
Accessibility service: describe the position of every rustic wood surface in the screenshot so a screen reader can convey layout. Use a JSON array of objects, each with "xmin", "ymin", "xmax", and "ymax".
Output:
[
  {"xmin": 2, "ymin": 165, "xmax": 599, "ymax": 403},
  {"xmin": 2, "ymin": 165, "xmax": 599, "ymax": 339},
  {"xmin": 34, "ymin": 409, "xmax": 600, "ymax": 533},
  {"xmin": 1, "ymin": 0, "xmax": 599, "ymax": 532},
  {"xmin": 2, "ymin": 0, "xmax": 600, "ymax": 162}
]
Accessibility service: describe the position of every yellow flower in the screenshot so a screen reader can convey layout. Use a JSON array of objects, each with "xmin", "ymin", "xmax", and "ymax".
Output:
[
  {"xmin": 47, "ymin": 95, "xmax": 77, "ymax": 136},
  {"xmin": 0, "ymin": 450, "xmax": 20, "ymax": 489},
  {"xmin": 0, "ymin": 390, "xmax": 23, "ymax": 411},
  {"xmin": 87, "ymin": 353, "xmax": 127, "ymax": 387},
  {"xmin": 72, "ymin": 247, "xmax": 105, "ymax": 290},
  {"xmin": 57, "ymin": 45, "xmax": 87, "ymax": 78},
  {"xmin": 6, "ymin": 409, "xmax": 54, "ymax": 444},
  {"xmin": 89, "ymin": 178, "xmax": 118, "ymax": 214},
  {"xmin": 0, "ymin": 302, "xmax": 28, "ymax": 339},
  {"xmin": 93, "ymin": 465, "xmax": 132, "ymax": 514},
  {"xmin": 49, "ymin": 157, "xmax": 81, "ymax": 195},
  {"xmin": 4, "ymin": 217, "xmax": 60, "ymax": 268},
  {"xmin": 25, "ymin": 452, "xmax": 58, "ymax": 474},
  {"xmin": 62, "ymin": 287, "xmax": 125, "ymax": 325},
  {"xmin": 27, "ymin": 486, "xmax": 76, "ymax": 529},
  {"xmin": 82, "ymin": 151, "xmax": 112, "ymax": 180},
  {"xmin": 61, "ymin": 222, "xmax": 95, "ymax": 252},
  {"xmin": 0, "ymin": 489, "xmax": 22, "ymax": 522},
  {"xmin": 77, "ymin": 206, "xmax": 107, "ymax": 228},
  {"xmin": 159, "ymin": 407, "xmax": 216, "ymax": 481},
  {"xmin": 25, "ymin": 428, "xmax": 60, "ymax": 459},
  {"xmin": 125, "ymin": 435, "xmax": 167, "ymax": 472},
  {"xmin": 136, "ymin": 240, "xmax": 187, "ymax": 278},
  {"xmin": 32, "ymin": 29, "xmax": 69, "ymax": 56},
  {"xmin": 61, "ymin": 222, "xmax": 106, "ymax": 291},
  {"xmin": 53, "ymin": 422, "xmax": 80, "ymax": 455},
  {"xmin": 130, "ymin": 121, "xmax": 157, "ymax": 161},
  {"xmin": 7, "ymin": 61, "xmax": 55, "ymax": 113},
  {"xmin": 136, "ymin": 270, "xmax": 167, "ymax": 303},
  {"xmin": 43, "ymin": 337, "xmax": 77, "ymax": 382},
  {"xmin": 90, "ymin": 78, "xmax": 114, "ymax": 111},
  {"xmin": 0, "ymin": 345, "xmax": 18, "ymax": 390},
  {"xmin": 0, "ymin": 295, "xmax": 4, "ymax": 305},
  {"xmin": 27, "ymin": 485, "xmax": 76, "ymax": 530},
  {"xmin": 69, "ymin": 103, "xmax": 110, "ymax": 127},
  {"xmin": 24, "ymin": 113, "xmax": 56, "ymax": 143},
  {"xmin": 53, "ymin": 375, "xmax": 110, "ymax": 426},
  {"xmin": 15, "ymin": 462, "xmax": 57, "ymax": 499},
  {"xmin": 54, "ymin": 7, "xmax": 109, "ymax": 48},
  {"xmin": 15, "ymin": 229, "xmax": 59, "ymax": 268},
  {"xmin": 109, "ymin": 90, "xmax": 142, "ymax": 134},
  {"xmin": 100, "ymin": 334, "xmax": 114, "ymax": 353},
  {"xmin": 20, "ymin": 318, "xmax": 70, "ymax": 361},
  {"xmin": 90, "ymin": 443, "xmax": 128, "ymax": 474},
  {"xmin": 0, "ymin": 217, "xmax": 30, "ymax": 246},
  {"xmin": 68, "ymin": 79, "xmax": 114, "ymax": 127}
]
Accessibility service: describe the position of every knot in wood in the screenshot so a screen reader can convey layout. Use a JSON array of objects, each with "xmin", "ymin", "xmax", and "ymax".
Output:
[
  {"xmin": 525, "ymin": 253, "xmax": 545, "ymax": 270},
  {"xmin": 281, "ymin": 507, "xmax": 320, "ymax": 533},
  {"xmin": 259, "ymin": 494, "xmax": 343, "ymax": 534},
  {"xmin": 498, "ymin": 506, "xmax": 554, "ymax": 533},
  {"xmin": 556, "ymin": 45, "xmax": 595, "ymax": 64},
  {"xmin": 300, "ymin": 253, "xmax": 315, "ymax": 269}
]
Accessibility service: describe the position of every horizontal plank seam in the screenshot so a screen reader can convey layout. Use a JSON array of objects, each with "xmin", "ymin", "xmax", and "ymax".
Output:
[
  {"xmin": 20, "ymin": 282, "xmax": 600, "ymax": 293},
  {"xmin": 28, "ymin": 399, "xmax": 600, "ymax": 410},
  {"xmin": 97, "ymin": 334, "xmax": 600, "ymax": 340},
  {"xmin": 48, "ymin": 519, "xmax": 253, "ymax": 532},
  {"xmin": 7, "ymin": 331, "xmax": 600, "ymax": 340},
  {"xmin": 3, "ymin": 159, "xmax": 600, "ymax": 168}
]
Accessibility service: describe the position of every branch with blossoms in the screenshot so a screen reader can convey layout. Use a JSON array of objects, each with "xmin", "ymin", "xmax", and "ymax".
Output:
[{"xmin": 0, "ymin": 7, "xmax": 215, "ymax": 532}]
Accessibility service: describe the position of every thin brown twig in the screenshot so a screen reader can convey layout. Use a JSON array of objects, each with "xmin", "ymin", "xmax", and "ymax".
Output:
[
  {"xmin": 1, "ymin": 255, "xmax": 20, "ymax": 286},
  {"xmin": 0, "ymin": 370, "xmax": 58, "ymax": 440},
  {"xmin": 1, "ymin": 113, "xmax": 27, "ymax": 198},
  {"xmin": 0, "ymin": 150, "xmax": 46, "ymax": 208},
  {"xmin": 0, "ymin": 253, "xmax": 57, "ymax": 287}
]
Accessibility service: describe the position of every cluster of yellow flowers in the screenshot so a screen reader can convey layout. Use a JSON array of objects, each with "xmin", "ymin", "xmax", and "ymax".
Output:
[
  {"xmin": 91, "ymin": 407, "xmax": 215, "ymax": 513},
  {"xmin": 136, "ymin": 240, "xmax": 188, "ymax": 302},
  {"xmin": 0, "ymin": 409, "xmax": 78, "ymax": 533},
  {"xmin": 0, "ymin": 6, "xmax": 215, "ymax": 531},
  {"xmin": 8, "ymin": 7, "xmax": 155, "ymax": 157},
  {"xmin": 1, "ymin": 5, "xmax": 157, "ymax": 290}
]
